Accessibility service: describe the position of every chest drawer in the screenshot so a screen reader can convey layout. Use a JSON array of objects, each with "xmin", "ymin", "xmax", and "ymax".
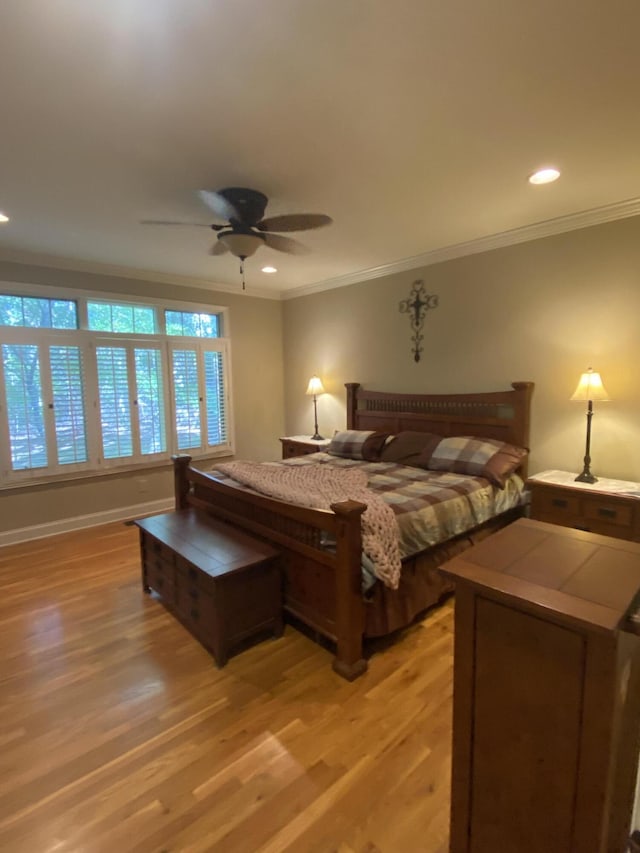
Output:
[
  {"xmin": 141, "ymin": 533, "xmax": 176, "ymax": 569},
  {"xmin": 175, "ymin": 555, "xmax": 215, "ymax": 594},
  {"xmin": 141, "ymin": 532, "xmax": 176, "ymax": 594},
  {"xmin": 144, "ymin": 560, "xmax": 175, "ymax": 597}
]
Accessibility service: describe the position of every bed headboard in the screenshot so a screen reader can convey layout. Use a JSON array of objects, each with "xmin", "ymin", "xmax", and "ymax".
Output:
[{"xmin": 346, "ymin": 381, "xmax": 534, "ymax": 477}]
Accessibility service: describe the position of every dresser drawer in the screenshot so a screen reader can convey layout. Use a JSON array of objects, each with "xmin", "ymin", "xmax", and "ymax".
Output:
[
  {"xmin": 281, "ymin": 441, "xmax": 300, "ymax": 459},
  {"xmin": 281, "ymin": 440, "xmax": 318, "ymax": 459},
  {"xmin": 531, "ymin": 488, "xmax": 581, "ymax": 518},
  {"xmin": 583, "ymin": 498, "xmax": 633, "ymax": 530}
]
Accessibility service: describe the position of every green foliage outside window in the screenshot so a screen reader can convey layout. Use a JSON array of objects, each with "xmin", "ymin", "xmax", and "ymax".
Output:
[
  {"xmin": 0, "ymin": 293, "xmax": 229, "ymax": 478},
  {"xmin": 88, "ymin": 302, "xmax": 156, "ymax": 334},
  {"xmin": 0, "ymin": 295, "xmax": 77, "ymax": 329},
  {"xmin": 165, "ymin": 310, "xmax": 219, "ymax": 337}
]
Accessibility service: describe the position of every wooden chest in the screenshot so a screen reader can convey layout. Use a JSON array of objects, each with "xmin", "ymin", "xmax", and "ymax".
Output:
[{"xmin": 136, "ymin": 509, "xmax": 282, "ymax": 667}]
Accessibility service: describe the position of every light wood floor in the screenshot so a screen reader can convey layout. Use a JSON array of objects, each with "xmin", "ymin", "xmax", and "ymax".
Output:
[{"xmin": 0, "ymin": 522, "xmax": 453, "ymax": 853}]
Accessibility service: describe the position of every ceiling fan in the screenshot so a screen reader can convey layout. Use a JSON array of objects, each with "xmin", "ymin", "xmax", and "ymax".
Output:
[{"xmin": 142, "ymin": 187, "xmax": 332, "ymax": 261}]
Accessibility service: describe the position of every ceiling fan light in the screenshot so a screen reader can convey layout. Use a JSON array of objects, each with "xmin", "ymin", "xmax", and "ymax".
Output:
[{"xmin": 218, "ymin": 231, "xmax": 265, "ymax": 258}]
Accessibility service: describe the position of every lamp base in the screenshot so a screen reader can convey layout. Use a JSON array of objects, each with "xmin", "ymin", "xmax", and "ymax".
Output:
[
  {"xmin": 575, "ymin": 471, "xmax": 597, "ymax": 484},
  {"xmin": 311, "ymin": 432, "xmax": 324, "ymax": 441}
]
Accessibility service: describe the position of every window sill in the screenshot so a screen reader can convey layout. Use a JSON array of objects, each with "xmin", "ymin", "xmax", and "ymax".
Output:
[{"xmin": 0, "ymin": 448, "xmax": 235, "ymax": 492}]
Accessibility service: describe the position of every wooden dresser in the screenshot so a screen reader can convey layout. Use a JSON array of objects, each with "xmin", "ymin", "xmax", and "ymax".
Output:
[
  {"xmin": 442, "ymin": 518, "xmax": 640, "ymax": 853},
  {"xmin": 528, "ymin": 469, "xmax": 640, "ymax": 542}
]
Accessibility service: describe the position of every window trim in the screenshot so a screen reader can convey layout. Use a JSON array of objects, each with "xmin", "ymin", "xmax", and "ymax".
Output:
[{"xmin": 0, "ymin": 281, "xmax": 234, "ymax": 488}]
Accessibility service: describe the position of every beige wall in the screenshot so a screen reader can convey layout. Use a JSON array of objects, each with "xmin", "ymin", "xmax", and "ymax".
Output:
[
  {"xmin": 4, "ymin": 214, "xmax": 640, "ymax": 538},
  {"xmin": 0, "ymin": 260, "xmax": 285, "ymax": 536},
  {"xmin": 283, "ymin": 216, "xmax": 640, "ymax": 482}
]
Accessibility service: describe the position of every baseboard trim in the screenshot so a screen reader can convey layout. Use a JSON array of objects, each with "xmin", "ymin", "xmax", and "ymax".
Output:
[{"xmin": 0, "ymin": 498, "xmax": 174, "ymax": 547}]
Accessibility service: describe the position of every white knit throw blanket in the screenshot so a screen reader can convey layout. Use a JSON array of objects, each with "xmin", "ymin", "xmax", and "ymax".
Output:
[{"xmin": 216, "ymin": 461, "xmax": 402, "ymax": 589}]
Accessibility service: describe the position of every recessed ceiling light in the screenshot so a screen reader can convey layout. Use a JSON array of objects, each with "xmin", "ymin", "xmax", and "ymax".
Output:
[
  {"xmin": 528, "ymin": 168, "xmax": 560, "ymax": 185},
  {"xmin": 261, "ymin": 266, "xmax": 277, "ymax": 274},
  {"xmin": 0, "ymin": 212, "xmax": 9, "ymax": 223}
]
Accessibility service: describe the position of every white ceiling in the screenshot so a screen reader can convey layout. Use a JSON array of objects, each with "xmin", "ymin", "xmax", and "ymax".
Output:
[{"xmin": 1, "ymin": 0, "xmax": 640, "ymax": 298}]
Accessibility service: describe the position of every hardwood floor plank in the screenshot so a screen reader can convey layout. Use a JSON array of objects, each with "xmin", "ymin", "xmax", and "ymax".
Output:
[{"xmin": 0, "ymin": 521, "xmax": 453, "ymax": 851}]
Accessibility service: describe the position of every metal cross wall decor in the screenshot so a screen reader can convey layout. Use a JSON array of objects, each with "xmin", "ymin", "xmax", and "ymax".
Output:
[{"xmin": 399, "ymin": 279, "xmax": 439, "ymax": 363}]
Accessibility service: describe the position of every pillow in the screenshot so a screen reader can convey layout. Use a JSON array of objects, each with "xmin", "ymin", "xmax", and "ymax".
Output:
[
  {"xmin": 379, "ymin": 431, "xmax": 442, "ymax": 466},
  {"xmin": 426, "ymin": 436, "xmax": 528, "ymax": 488},
  {"xmin": 328, "ymin": 430, "xmax": 391, "ymax": 461}
]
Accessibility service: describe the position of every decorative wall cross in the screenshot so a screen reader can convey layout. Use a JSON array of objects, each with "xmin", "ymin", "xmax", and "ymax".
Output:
[{"xmin": 398, "ymin": 279, "xmax": 439, "ymax": 363}]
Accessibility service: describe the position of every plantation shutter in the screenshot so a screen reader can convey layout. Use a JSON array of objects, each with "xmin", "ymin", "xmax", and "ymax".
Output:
[
  {"xmin": 50, "ymin": 345, "xmax": 88, "ymax": 465},
  {"xmin": 171, "ymin": 349, "xmax": 202, "ymax": 451},
  {"xmin": 134, "ymin": 347, "xmax": 167, "ymax": 455},
  {"xmin": 204, "ymin": 350, "xmax": 227, "ymax": 446},
  {"xmin": 1, "ymin": 343, "xmax": 47, "ymax": 470},
  {"xmin": 96, "ymin": 346, "xmax": 133, "ymax": 459}
]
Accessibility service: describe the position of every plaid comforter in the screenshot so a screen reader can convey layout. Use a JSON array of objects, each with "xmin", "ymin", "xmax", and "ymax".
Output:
[
  {"xmin": 279, "ymin": 452, "xmax": 524, "ymax": 558},
  {"xmin": 212, "ymin": 452, "xmax": 524, "ymax": 582}
]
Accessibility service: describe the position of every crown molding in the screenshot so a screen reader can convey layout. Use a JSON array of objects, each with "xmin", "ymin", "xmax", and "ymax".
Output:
[
  {"xmin": 283, "ymin": 195, "xmax": 640, "ymax": 299},
  {"xmin": 0, "ymin": 248, "xmax": 282, "ymax": 300},
  {"xmin": 2, "ymin": 195, "xmax": 639, "ymax": 303}
]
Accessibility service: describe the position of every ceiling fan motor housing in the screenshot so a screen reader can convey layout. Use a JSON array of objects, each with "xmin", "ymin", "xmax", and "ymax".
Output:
[{"xmin": 218, "ymin": 187, "xmax": 268, "ymax": 226}]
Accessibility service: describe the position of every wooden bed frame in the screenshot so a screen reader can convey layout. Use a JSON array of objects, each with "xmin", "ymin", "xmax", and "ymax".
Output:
[{"xmin": 172, "ymin": 380, "xmax": 534, "ymax": 680}]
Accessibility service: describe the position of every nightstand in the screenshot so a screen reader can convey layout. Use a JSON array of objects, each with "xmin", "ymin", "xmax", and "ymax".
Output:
[
  {"xmin": 528, "ymin": 469, "xmax": 640, "ymax": 542},
  {"xmin": 280, "ymin": 435, "xmax": 331, "ymax": 459}
]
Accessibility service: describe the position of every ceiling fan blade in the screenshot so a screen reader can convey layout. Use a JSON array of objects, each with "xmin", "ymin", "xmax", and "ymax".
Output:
[
  {"xmin": 140, "ymin": 219, "xmax": 212, "ymax": 227},
  {"xmin": 256, "ymin": 213, "xmax": 332, "ymax": 232},
  {"xmin": 209, "ymin": 239, "xmax": 229, "ymax": 256},
  {"xmin": 197, "ymin": 190, "xmax": 239, "ymax": 222},
  {"xmin": 262, "ymin": 233, "xmax": 310, "ymax": 255}
]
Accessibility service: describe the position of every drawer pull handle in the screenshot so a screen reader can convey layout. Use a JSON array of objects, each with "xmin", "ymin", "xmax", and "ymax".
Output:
[
  {"xmin": 551, "ymin": 498, "xmax": 568, "ymax": 508},
  {"xmin": 598, "ymin": 507, "xmax": 617, "ymax": 519},
  {"xmin": 188, "ymin": 567, "xmax": 197, "ymax": 582},
  {"xmin": 189, "ymin": 589, "xmax": 199, "ymax": 600},
  {"xmin": 190, "ymin": 608, "xmax": 199, "ymax": 621}
]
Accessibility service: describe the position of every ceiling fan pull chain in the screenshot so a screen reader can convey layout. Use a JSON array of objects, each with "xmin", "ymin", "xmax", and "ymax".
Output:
[{"xmin": 240, "ymin": 258, "xmax": 246, "ymax": 290}]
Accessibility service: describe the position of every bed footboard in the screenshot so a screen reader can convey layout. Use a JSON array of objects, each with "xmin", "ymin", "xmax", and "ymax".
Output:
[{"xmin": 172, "ymin": 454, "xmax": 369, "ymax": 679}]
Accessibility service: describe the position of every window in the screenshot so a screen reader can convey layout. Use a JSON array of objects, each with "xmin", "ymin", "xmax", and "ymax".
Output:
[
  {"xmin": 88, "ymin": 301, "xmax": 156, "ymax": 334},
  {"xmin": 1, "ymin": 339, "xmax": 89, "ymax": 474},
  {"xmin": 0, "ymin": 294, "xmax": 77, "ymax": 329},
  {"xmin": 165, "ymin": 310, "xmax": 220, "ymax": 338},
  {"xmin": 2, "ymin": 343, "xmax": 48, "ymax": 470},
  {"xmin": 0, "ymin": 291, "xmax": 232, "ymax": 484}
]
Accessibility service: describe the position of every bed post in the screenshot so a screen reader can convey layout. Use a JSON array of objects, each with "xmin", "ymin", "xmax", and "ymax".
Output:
[
  {"xmin": 511, "ymin": 381, "xmax": 534, "ymax": 478},
  {"xmin": 345, "ymin": 383, "xmax": 360, "ymax": 430},
  {"xmin": 330, "ymin": 498, "xmax": 368, "ymax": 680},
  {"xmin": 172, "ymin": 454, "xmax": 192, "ymax": 510}
]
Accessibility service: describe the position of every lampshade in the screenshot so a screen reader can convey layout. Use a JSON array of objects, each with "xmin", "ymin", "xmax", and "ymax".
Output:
[
  {"xmin": 306, "ymin": 376, "xmax": 325, "ymax": 396},
  {"xmin": 218, "ymin": 231, "xmax": 265, "ymax": 258},
  {"xmin": 570, "ymin": 368, "xmax": 610, "ymax": 402}
]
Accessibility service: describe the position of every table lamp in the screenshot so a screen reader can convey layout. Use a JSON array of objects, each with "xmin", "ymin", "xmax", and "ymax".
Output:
[
  {"xmin": 570, "ymin": 367, "xmax": 610, "ymax": 483},
  {"xmin": 305, "ymin": 376, "xmax": 325, "ymax": 440}
]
